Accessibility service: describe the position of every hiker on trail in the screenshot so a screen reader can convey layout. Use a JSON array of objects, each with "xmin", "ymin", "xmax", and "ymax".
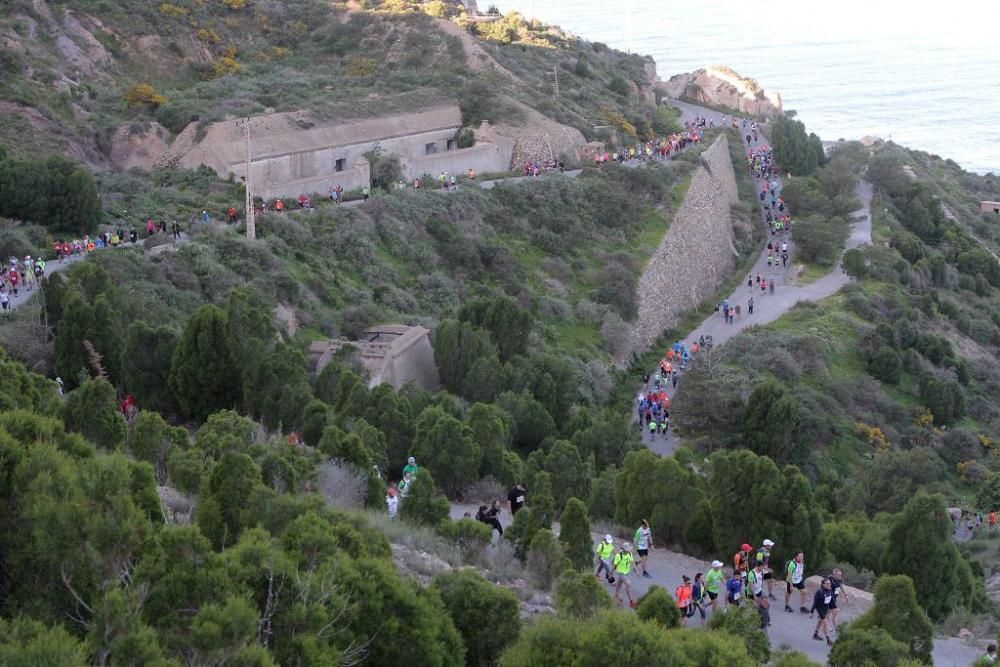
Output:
[
  {"xmin": 488, "ymin": 499, "xmax": 504, "ymax": 535},
  {"xmin": 676, "ymin": 575, "xmax": 694, "ymax": 625},
  {"xmin": 399, "ymin": 471, "xmax": 413, "ymax": 498},
  {"xmin": 671, "ymin": 368, "xmax": 679, "ymax": 388},
  {"xmin": 402, "ymin": 456, "xmax": 419, "ymax": 479},
  {"xmin": 747, "ymin": 275, "xmax": 753, "ymax": 291},
  {"xmin": 147, "ymin": 219, "xmax": 156, "ymax": 236},
  {"xmin": 8, "ymin": 268, "xmax": 18, "ymax": 297},
  {"xmin": 809, "ymin": 578, "xmax": 835, "ymax": 645},
  {"xmin": 770, "ymin": 280, "xmax": 775, "ymax": 296},
  {"xmin": 705, "ymin": 561, "xmax": 724, "ymax": 613},
  {"xmin": 748, "ymin": 295, "xmax": 755, "ymax": 315},
  {"xmin": 386, "ymin": 486, "xmax": 399, "ymax": 519},
  {"xmin": 749, "ymin": 561, "xmax": 771, "ymax": 631},
  {"xmin": 642, "ymin": 372, "xmax": 650, "ymax": 388},
  {"xmin": 984, "ymin": 644, "xmax": 998, "ymax": 664},
  {"xmin": 595, "ymin": 534, "xmax": 616, "ymax": 584},
  {"xmin": 0, "ymin": 286, "xmax": 8, "ymax": 312},
  {"xmin": 726, "ymin": 570, "xmax": 743, "ymax": 608},
  {"xmin": 634, "ymin": 519, "xmax": 653, "ymax": 578},
  {"xmin": 829, "ymin": 567, "xmax": 848, "ymax": 629},
  {"xmin": 756, "ymin": 539, "xmax": 777, "ymax": 598},
  {"xmin": 612, "ymin": 543, "xmax": 636, "ymax": 608},
  {"xmin": 991, "ymin": 511, "xmax": 996, "ymax": 530},
  {"xmin": 691, "ymin": 572, "xmax": 708, "ymax": 619},
  {"xmin": 734, "ymin": 543, "xmax": 752, "ymax": 582},
  {"xmin": 785, "ymin": 550, "xmax": 809, "ymax": 613},
  {"xmin": 507, "ymin": 483, "xmax": 526, "ymax": 515},
  {"xmin": 760, "ymin": 277, "xmax": 767, "ymax": 295}
]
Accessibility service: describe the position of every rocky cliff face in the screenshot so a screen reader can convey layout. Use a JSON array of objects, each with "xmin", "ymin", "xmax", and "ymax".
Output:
[{"xmin": 660, "ymin": 66, "xmax": 782, "ymax": 118}]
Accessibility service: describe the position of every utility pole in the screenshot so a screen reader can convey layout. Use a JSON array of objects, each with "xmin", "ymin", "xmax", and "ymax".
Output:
[
  {"xmin": 238, "ymin": 117, "xmax": 256, "ymax": 240},
  {"xmin": 552, "ymin": 65, "xmax": 560, "ymax": 100}
]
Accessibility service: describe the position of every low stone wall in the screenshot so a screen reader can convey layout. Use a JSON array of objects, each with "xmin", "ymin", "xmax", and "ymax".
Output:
[{"xmin": 621, "ymin": 135, "xmax": 739, "ymax": 363}]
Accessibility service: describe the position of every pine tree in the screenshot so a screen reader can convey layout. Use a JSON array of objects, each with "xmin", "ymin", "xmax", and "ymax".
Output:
[
  {"xmin": 881, "ymin": 492, "xmax": 962, "ymax": 621},
  {"xmin": 168, "ymin": 305, "xmax": 241, "ymax": 422},
  {"xmin": 558, "ymin": 498, "xmax": 593, "ymax": 571}
]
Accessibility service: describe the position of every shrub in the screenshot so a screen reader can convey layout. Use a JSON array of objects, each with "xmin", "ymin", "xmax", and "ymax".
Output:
[
  {"xmin": 437, "ymin": 518, "xmax": 492, "ymax": 561},
  {"xmin": 634, "ymin": 585, "xmax": 680, "ymax": 628},
  {"xmin": 221, "ymin": 0, "xmax": 245, "ymax": 9},
  {"xmin": 558, "ymin": 498, "xmax": 592, "ymax": 571},
  {"xmin": 345, "ymin": 57, "xmax": 378, "ymax": 77},
  {"xmin": 706, "ymin": 604, "xmax": 770, "ymax": 664},
  {"xmin": 432, "ymin": 570, "xmax": 520, "ymax": 667},
  {"xmin": 607, "ymin": 75, "xmax": 630, "ymax": 97},
  {"xmin": 868, "ymin": 346, "xmax": 902, "ymax": 384},
  {"xmin": 124, "ymin": 83, "xmax": 167, "ymax": 108},
  {"xmin": 400, "ymin": 468, "xmax": 450, "ymax": 528},
  {"xmin": 554, "ymin": 570, "xmax": 613, "ymax": 618},
  {"xmin": 526, "ymin": 528, "xmax": 564, "ymax": 589}
]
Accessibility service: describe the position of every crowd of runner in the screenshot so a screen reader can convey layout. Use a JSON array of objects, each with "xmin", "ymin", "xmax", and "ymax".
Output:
[
  {"xmin": 592, "ymin": 120, "xmax": 707, "ymax": 167},
  {"xmin": 593, "ymin": 531, "xmax": 846, "ymax": 643}
]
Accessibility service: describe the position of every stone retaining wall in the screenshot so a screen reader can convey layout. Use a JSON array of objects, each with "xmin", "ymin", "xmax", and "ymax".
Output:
[{"xmin": 621, "ymin": 135, "xmax": 739, "ymax": 363}]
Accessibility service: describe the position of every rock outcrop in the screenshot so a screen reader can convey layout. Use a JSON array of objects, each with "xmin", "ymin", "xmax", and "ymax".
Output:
[
  {"xmin": 621, "ymin": 135, "xmax": 739, "ymax": 363},
  {"xmin": 660, "ymin": 66, "xmax": 782, "ymax": 119}
]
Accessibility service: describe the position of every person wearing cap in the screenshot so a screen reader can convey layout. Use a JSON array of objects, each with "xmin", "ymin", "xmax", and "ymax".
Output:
[
  {"xmin": 402, "ymin": 456, "xmax": 419, "ymax": 479},
  {"xmin": 733, "ymin": 543, "xmax": 752, "ymax": 581},
  {"xmin": 612, "ymin": 543, "xmax": 636, "ymax": 608},
  {"xmin": 757, "ymin": 539, "xmax": 777, "ymax": 599},
  {"xmin": 705, "ymin": 560, "xmax": 724, "ymax": 613},
  {"xmin": 595, "ymin": 535, "xmax": 616, "ymax": 584}
]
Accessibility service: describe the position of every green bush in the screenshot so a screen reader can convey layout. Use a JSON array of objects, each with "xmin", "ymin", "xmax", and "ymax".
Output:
[
  {"xmin": 432, "ymin": 570, "xmax": 520, "ymax": 667},
  {"xmin": 526, "ymin": 528, "xmax": 565, "ymax": 590},
  {"xmin": 554, "ymin": 570, "xmax": 613, "ymax": 618},
  {"xmin": 634, "ymin": 585, "xmax": 680, "ymax": 628},
  {"xmin": 557, "ymin": 498, "xmax": 592, "ymax": 571},
  {"xmin": 437, "ymin": 518, "xmax": 492, "ymax": 560}
]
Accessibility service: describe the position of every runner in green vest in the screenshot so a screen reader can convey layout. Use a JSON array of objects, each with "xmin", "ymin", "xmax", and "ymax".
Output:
[
  {"xmin": 612, "ymin": 543, "xmax": 635, "ymax": 608},
  {"xmin": 594, "ymin": 535, "xmax": 615, "ymax": 584}
]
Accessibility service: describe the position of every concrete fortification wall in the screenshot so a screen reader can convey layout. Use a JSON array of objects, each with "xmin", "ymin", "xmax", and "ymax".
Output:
[{"xmin": 622, "ymin": 135, "xmax": 739, "ymax": 362}]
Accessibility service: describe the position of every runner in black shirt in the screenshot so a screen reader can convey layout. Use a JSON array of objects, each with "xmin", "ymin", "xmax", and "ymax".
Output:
[{"xmin": 507, "ymin": 484, "xmax": 526, "ymax": 515}]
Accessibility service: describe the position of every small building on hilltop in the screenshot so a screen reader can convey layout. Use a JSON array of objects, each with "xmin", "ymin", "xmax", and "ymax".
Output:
[
  {"xmin": 172, "ymin": 105, "xmax": 514, "ymax": 199},
  {"xmin": 982, "ymin": 201, "xmax": 1000, "ymax": 215},
  {"xmin": 308, "ymin": 324, "xmax": 441, "ymax": 392}
]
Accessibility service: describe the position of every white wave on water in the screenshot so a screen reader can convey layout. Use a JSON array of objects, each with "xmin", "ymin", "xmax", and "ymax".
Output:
[{"xmin": 491, "ymin": 0, "xmax": 1000, "ymax": 174}]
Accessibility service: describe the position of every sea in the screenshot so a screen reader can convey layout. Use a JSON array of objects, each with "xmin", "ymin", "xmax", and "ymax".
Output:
[{"xmin": 490, "ymin": 0, "xmax": 1000, "ymax": 175}]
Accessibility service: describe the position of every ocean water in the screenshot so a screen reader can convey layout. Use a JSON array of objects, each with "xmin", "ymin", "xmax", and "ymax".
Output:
[{"xmin": 490, "ymin": 0, "xmax": 1000, "ymax": 174}]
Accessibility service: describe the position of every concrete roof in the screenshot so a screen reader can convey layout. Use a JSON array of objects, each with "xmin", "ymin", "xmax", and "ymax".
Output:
[{"xmin": 182, "ymin": 106, "xmax": 463, "ymax": 171}]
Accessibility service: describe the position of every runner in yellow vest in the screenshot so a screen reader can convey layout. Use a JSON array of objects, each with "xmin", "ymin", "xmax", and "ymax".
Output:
[
  {"xmin": 612, "ymin": 543, "xmax": 636, "ymax": 608},
  {"xmin": 595, "ymin": 535, "xmax": 616, "ymax": 583}
]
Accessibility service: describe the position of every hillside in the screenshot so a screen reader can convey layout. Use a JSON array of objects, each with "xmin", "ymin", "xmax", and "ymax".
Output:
[
  {"xmin": 4, "ymin": 0, "xmax": 1000, "ymax": 664},
  {"xmin": 0, "ymin": 0, "xmax": 661, "ymax": 165}
]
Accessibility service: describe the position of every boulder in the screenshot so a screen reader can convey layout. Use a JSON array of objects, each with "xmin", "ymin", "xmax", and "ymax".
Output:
[{"xmin": 660, "ymin": 66, "xmax": 782, "ymax": 119}]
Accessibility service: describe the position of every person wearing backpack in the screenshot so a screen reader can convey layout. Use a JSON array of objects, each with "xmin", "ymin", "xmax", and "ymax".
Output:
[
  {"xmin": 784, "ymin": 550, "xmax": 809, "ymax": 613},
  {"xmin": 594, "ymin": 535, "xmax": 616, "ymax": 584},
  {"xmin": 756, "ymin": 539, "xmax": 777, "ymax": 599},
  {"xmin": 612, "ymin": 543, "xmax": 636, "ymax": 608},
  {"xmin": 748, "ymin": 561, "xmax": 771, "ymax": 631}
]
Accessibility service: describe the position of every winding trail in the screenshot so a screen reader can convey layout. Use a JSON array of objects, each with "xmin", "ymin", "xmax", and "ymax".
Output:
[{"xmin": 643, "ymin": 151, "xmax": 873, "ymax": 457}]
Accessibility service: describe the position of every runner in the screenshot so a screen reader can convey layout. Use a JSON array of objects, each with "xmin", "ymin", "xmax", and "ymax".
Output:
[
  {"xmin": 634, "ymin": 519, "xmax": 653, "ymax": 578},
  {"xmin": 784, "ymin": 550, "xmax": 809, "ymax": 613},
  {"xmin": 595, "ymin": 534, "xmax": 616, "ymax": 584},
  {"xmin": 829, "ymin": 567, "xmax": 848, "ymax": 629},
  {"xmin": 726, "ymin": 570, "xmax": 743, "ymax": 608},
  {"xmin": 507, "ymin": 483, "xmax": 527, "ymax": 515},
  {"xmin": 675, "ymin": 575, "xmax": 694, "ymax": 626},
  {"xmin": 748, "ymin": 560, "xmax": 771, "ymax": 631},
  {"xmin": 705, "ymin": 560, "xmax": 724, "ymax": 613},
  {"xmin": 809, "ymin": 578, "xmax": 835, "ymax": 645},
  {"xmin": 756, "ymin": 539, "xmax": 776, "ymax": 598},
  {"xmin": 612, "ymin": 543, "xmax": 636, "ymax": 608},
  {"xmin": 691, "ymin": 572, "xmax": 707, "ymax": 620}
]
